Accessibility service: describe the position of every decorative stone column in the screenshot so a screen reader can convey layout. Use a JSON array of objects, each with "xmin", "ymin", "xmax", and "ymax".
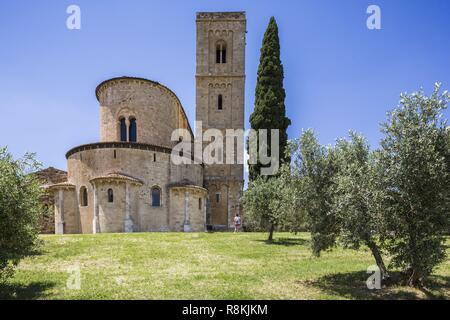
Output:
[
  {"xmin": 125, "ymin": 118, "xmax": 130, "ymax": 142},
  {"xmin": 203, "ymin": 195, "xmax": 207, "ymax": 232},
  {"xmin": 124, "ymin": 182, "xmax": 134, "ymax": 232},
  {"xmin": 55, "ymin": 189, "xmax": 65, "ymax": 234},
  {"xmin": 92, "ymin": 185, "xmax": 100, "ymax": 234},
  {"xmin": 183, "ymin": 191, "xmax": 192, "ymax": 232}
]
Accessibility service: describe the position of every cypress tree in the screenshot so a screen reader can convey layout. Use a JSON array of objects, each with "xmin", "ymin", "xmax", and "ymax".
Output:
[{"xmin": 249, "ymin": 17, "xmax": 291, "ymax": 181}]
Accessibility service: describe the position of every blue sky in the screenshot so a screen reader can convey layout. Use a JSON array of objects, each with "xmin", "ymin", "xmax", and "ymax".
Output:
[{"xmin": 0, "ymin": 0, "xmax": 449, "ymax": 173}]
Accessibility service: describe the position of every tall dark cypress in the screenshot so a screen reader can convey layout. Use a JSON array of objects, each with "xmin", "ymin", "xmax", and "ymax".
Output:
[{"xmin": 249, "ymin": 17, "xmax": 291, "ymax": 181}]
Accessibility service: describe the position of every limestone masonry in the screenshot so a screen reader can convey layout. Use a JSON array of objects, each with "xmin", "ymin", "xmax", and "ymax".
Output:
[{"xmin": 47, "ymin": 12, "xmax": 246, "ymax": 233}]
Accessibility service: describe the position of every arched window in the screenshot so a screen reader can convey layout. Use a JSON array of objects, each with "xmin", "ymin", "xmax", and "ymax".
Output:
[
  {"xmin": 80, "ymin": 187, "xmax": 88, "ymax": 207},
  {"xmin": 216, "ymin": 41, "xmax": 227, "ymax": 64},
  {"xmin": 119, "ymin": 118, "xmax": 127, "ymax": 142},
  {"xmin": 218, "ymin": 94, "xmax": 223, "ymax": 110},
  {"xmin": 129, "ymin": 118, "xmax": 137, "ymax": 143},
  {"xmin": 107, "ymin": 189, "xmax": 114, "ymax": 203},
  {"xmin": 151, "ymin": 187, "xmax": 161, "ymax": 207}
]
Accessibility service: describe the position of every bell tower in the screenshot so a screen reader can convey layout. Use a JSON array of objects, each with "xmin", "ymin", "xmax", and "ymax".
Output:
[{"xmin": 196, "ymin": 12, "xmax": 246, "ymax": 229}]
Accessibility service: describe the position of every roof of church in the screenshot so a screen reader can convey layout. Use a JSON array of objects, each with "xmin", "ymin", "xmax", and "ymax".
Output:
[
  {"xmin": 45, "ymin": 182, "xmax": 75, "ymax": 189},
  {"xmin": 35, "ymin": 166, "xmax": 66, "ymax": 174},
  {"xmin": 34, "ymin": 167, "xmax": 68, "ymax": 187},
  {"xmin": 89, "ymin": 172, "xmax": 144, "ymax": 185},
  {"xmin": 168, "ymin": 179, "xmax": 207, "ymax": 191},
  {"xmin": 65, "ymin": 141, "xmax": 172, "ymax": 159},
  {"xmin": 196, "ymin": 12, "xmax": 246, "ymax": 21}
]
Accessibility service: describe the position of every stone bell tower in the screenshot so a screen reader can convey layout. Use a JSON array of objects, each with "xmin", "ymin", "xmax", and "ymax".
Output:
[{"xmin": 195, "ymin": 12, "xmax": 246, "ymax": 229}]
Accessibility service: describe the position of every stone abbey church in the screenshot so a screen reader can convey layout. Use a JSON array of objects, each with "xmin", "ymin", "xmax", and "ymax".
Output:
[{"xmin": 46, "ymin": 12, "xmax": 245, "ymax": 234}]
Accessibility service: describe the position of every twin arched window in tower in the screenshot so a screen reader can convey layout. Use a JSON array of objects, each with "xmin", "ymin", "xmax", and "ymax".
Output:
[
  {"xmin": 119, "ymin": 117, "xmax": 137, "ymax": 143},
  {"xmin": 216, "ymin": 41, "xmax": 227, "ymax": 64},
  {"xmin": 215, "ymin": 40, "xmax": 229, "ymax": 111}
]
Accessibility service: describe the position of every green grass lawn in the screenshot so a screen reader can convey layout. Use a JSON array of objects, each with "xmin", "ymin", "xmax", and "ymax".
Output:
[{"xmin": 1, "ymin": 232, "xmax": 449, "ymax": 300}]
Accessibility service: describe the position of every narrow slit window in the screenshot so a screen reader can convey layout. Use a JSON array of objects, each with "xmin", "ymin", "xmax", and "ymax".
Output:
[
  {"xmin": 199, "ymin": 198, "xmax": 202, "ymax": 210},
  {"xmin": 80, "ymin": 187, "xmax": 88, "ymax": 207},
  {"xmin": 218, "ymin": 94, "xmax": 223, "ymax": 110},
  {"xmin": 151, "ymin": 187, "xmax": 161, "ymax": 207},
  {"xmin": 107, "ymin": 189, "xmax": 114, "ymax": 203},
  {"xmin": 215, "ymin": 193, "xmax": 220, "ymax": 203}
]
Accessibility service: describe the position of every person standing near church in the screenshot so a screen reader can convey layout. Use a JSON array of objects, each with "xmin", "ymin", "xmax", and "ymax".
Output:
[{"xmin": 234, "ymin": 213, "xmax": 241, "ymax": 233}]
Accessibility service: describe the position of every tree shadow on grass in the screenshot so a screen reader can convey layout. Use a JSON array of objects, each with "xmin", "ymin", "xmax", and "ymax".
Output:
[
  {"xmin": 300, "ymin": 271, "xmax": 450, "ymax": 300},
  {"xmin": 0, "ymin": 281, "xmax": 55, "ymax": 300},
  {"xmin": 25, "ymin": 247, "xmax": 45, "ymax": 258},
  {"xmin": 255, "ymin": 237, "xmax": 310, "ymax": 246}
]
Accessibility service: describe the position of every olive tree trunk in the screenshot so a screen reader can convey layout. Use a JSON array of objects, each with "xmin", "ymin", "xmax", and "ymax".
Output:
[
  {"xmin": 366, "ymin": 240, "xmax": 389, "ymax": 280},
  {"xmin": 268, "ymin": 224, "xmax": 275, "ymax": 241}
]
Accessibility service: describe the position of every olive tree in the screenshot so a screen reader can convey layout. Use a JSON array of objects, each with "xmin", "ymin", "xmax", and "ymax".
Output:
[
  {"xmin": 242, "ymin": 167, "xmax": 295, "ymax": 241},
  {"xmin": 290, "ymin": 131, "xmax": 390, "ymax": 279},
  {"xmin": 291, "ymin": 130, "xmax": 340, "ymax": 256},
  {"xmin": 375, "ymin": 84, "xmax": 450, "ymax": 286},
  {"xmin": 0, "ymin": 147, "xmax": 44, "ymax": 283},
  {"xmin": 333, "ymin": 132, "xmax": 388, "ymax": 279}
]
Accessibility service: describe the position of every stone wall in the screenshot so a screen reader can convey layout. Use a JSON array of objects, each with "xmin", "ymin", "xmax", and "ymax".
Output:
[
  {"xmin": 65, "ymin": 145, "xmax": 204, "ymax": 233},
  {"xmin": 67, "ymin": 147, "xmax": 170, "ymax": 233},
  {"xmin": 96, "ymin": 182, "xmax": 127, "ymax": 233},
  {"xmin": 53, "ymin": 187, "xmax": 79, "ymax": 234},
  {"xmin": 196, "ymin": 12, "xmax": 246, "ymax": 228},
  {"xmin": 96, "ymin": 77, "xmax": 192, "ymax": 148},
  {"xmin": 169, "ymin": 186, "xmax": 207, "ymax": 232},
  {"xmin": 34, "ymin": 167, "xmax": 68, "ymax": 234}
]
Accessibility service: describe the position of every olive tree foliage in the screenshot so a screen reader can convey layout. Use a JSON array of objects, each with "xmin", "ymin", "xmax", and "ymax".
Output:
[
  {"xmin": 242, "ymin": 166, "xmax": 298, "ymax": 241},
  {"xmin": 289, "ymin": 130, "xmax": 339, "ymax": 256},
  {"xmin": 375, "ymin": 84, "xmax": 450, "ymax": 286},
  {"xmin": 332, "ymin": 133, "xmax": 388, "ymax": 279},
  {"xmin": 289, "ymin": 130, "xmax": 389, "ymax": 278},
  {"xmin": 243, "ymin": 84, "xmax": 449, "ymax": 286},
  {"xmin": 0, "ymin": 147, "xmax": 44, "ymax": 283}
]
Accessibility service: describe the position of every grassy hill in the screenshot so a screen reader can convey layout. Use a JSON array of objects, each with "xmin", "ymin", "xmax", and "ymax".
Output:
[{"xmin": 1, "ymin": 232, "xmax": 449, "ymax": 300}]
